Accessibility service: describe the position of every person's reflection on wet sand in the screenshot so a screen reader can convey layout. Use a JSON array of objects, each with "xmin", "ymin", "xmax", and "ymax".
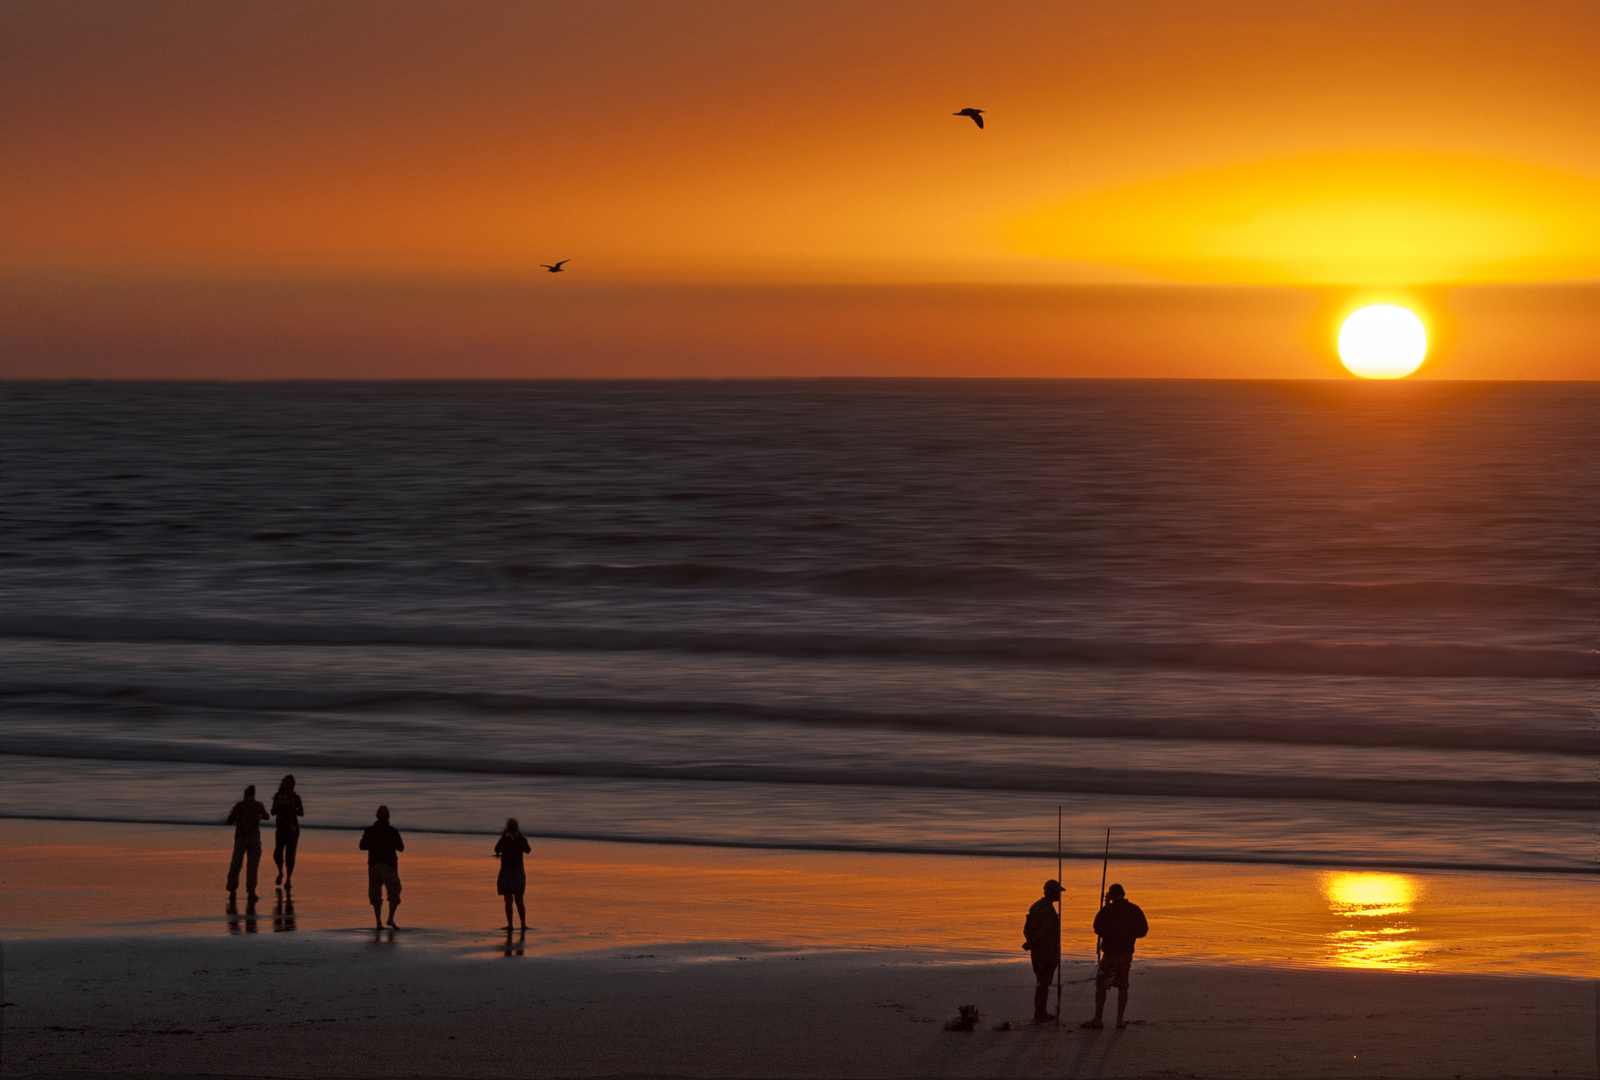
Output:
[
  {"xmin": 502, "ymin": 927, "xmax": 525, "ymax": 957},
  {"xmin": 227, "ymin": 895, "xmax": 260, "ymax": 935},
  {"xmin": 273, "ymin": 891, "xmax": 297, "ymax": 932}
]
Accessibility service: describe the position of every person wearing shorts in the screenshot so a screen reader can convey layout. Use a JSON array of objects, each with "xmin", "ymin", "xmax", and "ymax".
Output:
[
  {"xmin": 494, "ymin": 817, "xmax": 531, "ymax": 931},
  {"xmin": 1082, "ymin": 882, "xmax": 1147, "ymax": 1029},
  {"xmin": 359, "ymin": 805, "xmax": 404, "ymax": 929}
]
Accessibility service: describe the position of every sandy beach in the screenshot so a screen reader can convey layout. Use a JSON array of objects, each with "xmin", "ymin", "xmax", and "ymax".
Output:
[
  {"xmin": 2, "ymin": 819, "xmax": 1594, "ymax": 1078},
  {"xmin": 5, "ymin": 934, "xmax": 1595, "ymax": 1080}
]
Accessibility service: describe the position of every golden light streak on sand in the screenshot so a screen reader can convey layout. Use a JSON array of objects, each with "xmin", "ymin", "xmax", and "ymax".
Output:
[
  {"xmin": 1320, "ymin": 871, "xmax": 1430, "ymax": 969},
  {"xmin": 0, "ymin": 820, "xmax": 1593, "ymax": 977}
]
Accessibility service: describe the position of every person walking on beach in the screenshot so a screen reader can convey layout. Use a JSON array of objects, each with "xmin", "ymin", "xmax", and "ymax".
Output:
[
  {"xmin": 270, "ymin": 774, "xmax": 304, "ymax": 889},
  {"xmin": 1082, "ymin": 882, "xmax": 1148, "ymax": 1030},
  {"xmin": 1021, "ymin": 878, "xmax": 1063, "ymax": 1023},
  {"xmin": 359, "ymin": 805, "xmax": 404, "ymax": 929},
  {"xmin": 225, "ymin": 784, "xmax": 270, "ymax": 901},
  {"xmin": 494, "ymin": 817, "xmax": 531, "ymax": 930}
]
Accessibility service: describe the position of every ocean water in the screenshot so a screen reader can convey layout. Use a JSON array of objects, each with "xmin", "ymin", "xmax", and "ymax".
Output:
[{"xmin": 1, "ymin": 380, "xmax": 1594, "ymax": 872}]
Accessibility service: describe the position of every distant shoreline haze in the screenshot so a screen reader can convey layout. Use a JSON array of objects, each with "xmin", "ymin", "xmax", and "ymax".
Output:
[{"xmin": 0, "ymin": 274, "xmax": 1594, "ymax": 379}]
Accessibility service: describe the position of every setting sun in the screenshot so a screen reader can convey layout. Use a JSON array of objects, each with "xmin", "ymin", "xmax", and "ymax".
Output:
[{"xmin": 1338, "ymin": 305, "xmax": 1428, "ymax": 379}]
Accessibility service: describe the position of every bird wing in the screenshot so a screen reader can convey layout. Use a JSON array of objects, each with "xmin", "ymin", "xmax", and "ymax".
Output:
[
  {"xmin": 554, "ymin": 260, "xmax": 569, "ymax": 269},
  {"xmin": 972, "ymin": 113, "xmax": 983, "ymax": 128}
]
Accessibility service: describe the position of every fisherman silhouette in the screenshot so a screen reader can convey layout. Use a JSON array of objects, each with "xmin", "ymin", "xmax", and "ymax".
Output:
[
  {"xmin": 1082, "ymin": 882, "xmax": 1148, "ymax": 1030},
  {"xmin": 1021, "ymin": 879, "xmax": 1063, "ymax": 1022},
  {"xmin": 953, "ymin": 107, "xmax": 984, "ymax": 128},
  {"xmin": 542, "ymin": 260, "xmax": 569, "ymax": 272},
  {"xmin": 494, "ymin": 817, "xmax": 532, "ymax": 930},
  {"xmin": 224, "ymin": 784, "xmax": 270, "ymax": 901},
  {"xmin": 359, "ymin": 805, "xmax": 405, "ymax": 929},
  {"xmin": 270, "ymin": 774, "xmax": 303, "ymax": 888}
]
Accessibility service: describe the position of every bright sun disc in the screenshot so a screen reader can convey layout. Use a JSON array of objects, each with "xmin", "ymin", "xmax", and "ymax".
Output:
[{"xmin": 1338, "ymin": 305, "xmax": 1427, "ymax": 379}]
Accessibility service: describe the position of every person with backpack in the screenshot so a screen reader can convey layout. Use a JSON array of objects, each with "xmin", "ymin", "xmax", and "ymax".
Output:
[{"xmin": 1082, "ymin": 882, "xmax": 1149, "ymax": 1029}]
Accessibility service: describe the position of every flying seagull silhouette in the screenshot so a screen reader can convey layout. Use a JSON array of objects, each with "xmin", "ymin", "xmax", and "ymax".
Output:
[
  {"xmin": 542, "ymin": 260, "xmax": 569, "ymax": 273},
  {"xmin": 954, "ymin": 108, "xmax": 984, "ymax": 129}
]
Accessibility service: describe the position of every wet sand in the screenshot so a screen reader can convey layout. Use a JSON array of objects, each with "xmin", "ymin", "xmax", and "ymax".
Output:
[
  {"xmin": 1, "ymin": 819, "xmax": 1595, "ymax": 1078},
  {"xmin": 4, "ymin": 935, "xmax": 1593, "ymax": 1079}
]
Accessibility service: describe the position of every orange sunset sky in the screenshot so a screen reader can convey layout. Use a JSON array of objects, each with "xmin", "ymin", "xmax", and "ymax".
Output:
[{"xmin": 1, "ymin": 0, "xmax": 1596, "ymax": 379}]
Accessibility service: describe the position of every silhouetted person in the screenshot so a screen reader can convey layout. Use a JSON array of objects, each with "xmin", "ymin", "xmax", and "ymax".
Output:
[
  {"xmin": 270, "ymin": 774, "xmax": 304, "ymax": 888},
  {"xmin": 542, "ymin": 260, "xmax": 569, "ymax": 272},
  {"xmin": 225, "ymin": 784, "xmax": 270, "ymax": 901},
  {"xmin": 1083, "ymin": 882, "xmax": 1148, "ymax": 1029},
  {"xmin": 1021, "ymin": 878, "xmax": 1063, "ymax": 1022},
  {"xmin": 359, "ymin": 805, "xmax": 404, "ymax": 929},
  {"xmin": 494, "ymin": 817, "xmax": 531, "ymax": 929},
  {"xmin": 954, "ymin": 107, "xmax": 984, "ymax": 128}
]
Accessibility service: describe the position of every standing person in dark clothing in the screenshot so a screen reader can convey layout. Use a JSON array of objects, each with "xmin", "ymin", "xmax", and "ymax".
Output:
[
  {"xmin": 1082, "ymin": 882, "xmax": 1148, "ymax": 1029},
  {"xmin": 494, "ymin": 817, "xmax": 531, "ymax": 930},
  {"xmin": 224, "ymin": 785, "xmax": 270, "ymax": 902},
  {"xmin": 270, "ymin": 775, "xmax": 304, "ymax": 889},
  {"xmin": 1021, "ymin": 879, "xmax": 1063, "ymax": 1023},
  {"xmin": 359, "ymin": 805, "xmax": 404, "ymax": 929}
]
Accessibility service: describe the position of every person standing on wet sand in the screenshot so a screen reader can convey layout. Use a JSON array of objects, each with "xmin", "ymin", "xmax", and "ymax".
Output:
[
  {"xmin": 359, "ymin": 805, "xmax": 404, "ymax": 929},
  {"xmin": 1021, "ymin": 878, "xmax": 1063, "ymax": 1023},
  {"xmin": 494, "ymin": 817, "xmax": 531, "ymax": 930},
  {"xmin": 224, "ymin": 784, "xmax": 270, "ymax": 901},
  {"xmin": 1082, "ymin": 882, "xmax": 1148, "ymax": 1030},
  {"xmin": 270, "ymin": 774, "xmax": 303, "ymax": 889}
]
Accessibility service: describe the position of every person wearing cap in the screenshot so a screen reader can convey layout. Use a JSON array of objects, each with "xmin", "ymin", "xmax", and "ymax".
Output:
[
  {"xmin": 1021, "ymin": 879, "xmax": 1064, "ymax": 1022},
  {"xmin": 1083, "ymin": 882, "xmax": 1148, "ymax": 1029},
  {"xmin": 359, "ymin": 805, "xmax": 405, "ymax": 929}
]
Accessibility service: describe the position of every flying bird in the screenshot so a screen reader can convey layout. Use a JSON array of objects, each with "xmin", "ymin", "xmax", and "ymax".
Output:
[
  {"xmin": 542, "ymin": 260, "xmax": 569, "ymax": 273},
  {"xmin": 954, "ymin": 108, "xmax": 984, "ymax": 129}
]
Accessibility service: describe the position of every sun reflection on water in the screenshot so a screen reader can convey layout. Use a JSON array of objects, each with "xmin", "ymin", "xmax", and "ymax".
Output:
[{"xmin": 1321, "ymin": 872, "xmax": 1430, "ymax": 969}]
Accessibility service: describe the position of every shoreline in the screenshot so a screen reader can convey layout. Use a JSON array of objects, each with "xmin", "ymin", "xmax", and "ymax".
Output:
[{"xmin": 1, "ymin": 812, "xmax": 1591, "ymax": 876}]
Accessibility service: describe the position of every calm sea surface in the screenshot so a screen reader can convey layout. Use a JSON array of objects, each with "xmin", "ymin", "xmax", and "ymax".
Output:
[{"xmin": 1, "ymin": 380, "xmax": 1594, "ymax": 871}]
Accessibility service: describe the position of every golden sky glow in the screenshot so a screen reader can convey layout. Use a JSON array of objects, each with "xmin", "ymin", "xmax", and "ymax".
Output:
[
  {"xmin": 1008, "ymin": 154, "xmax": 1600, "ymax": 287},
  {"xmin": 0, "ymin": 0, "xmax": 1596, "ymax": 378}
]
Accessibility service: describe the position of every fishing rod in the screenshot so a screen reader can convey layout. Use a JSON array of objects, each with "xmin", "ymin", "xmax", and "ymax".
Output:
[
  {"xmin": 1055, "ymin": 805, "xmax": 1062, "ymax": 1025},
  {"xmin": 1096, "ymin": 828, "xmax": 1110, "ymax": 961}
]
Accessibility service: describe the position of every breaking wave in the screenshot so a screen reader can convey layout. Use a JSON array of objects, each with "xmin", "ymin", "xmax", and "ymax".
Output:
[{"xmin": 0, "ymin": 613, "xmax": 1591, "ymax": 679}]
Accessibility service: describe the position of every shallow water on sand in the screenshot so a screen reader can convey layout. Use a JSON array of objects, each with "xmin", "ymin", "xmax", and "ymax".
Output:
[{"xmin": 1, "ymin": 821, "xmax": 1593, "ymax": 978}]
